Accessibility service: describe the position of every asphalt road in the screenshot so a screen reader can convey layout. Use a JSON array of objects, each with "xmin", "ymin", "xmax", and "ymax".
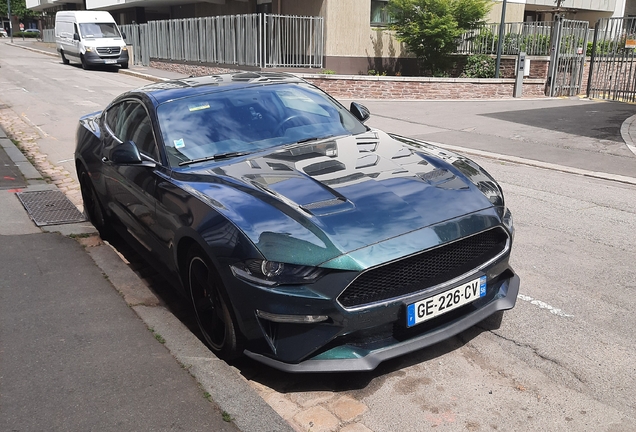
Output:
[{"xmin": 1, "ymin": 41, "xmax": 635, "ymax": 431}]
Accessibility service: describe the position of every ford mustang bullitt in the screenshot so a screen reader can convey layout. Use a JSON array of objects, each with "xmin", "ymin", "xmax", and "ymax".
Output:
[{"xmin": 75, "ymin": 72, "xmax": 519, "ymax": 372}]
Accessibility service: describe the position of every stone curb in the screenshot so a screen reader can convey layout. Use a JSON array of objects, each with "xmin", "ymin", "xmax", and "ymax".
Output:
[{"xmin": 619, "ymin": 114, "xmax": 636, "ymax": 158}]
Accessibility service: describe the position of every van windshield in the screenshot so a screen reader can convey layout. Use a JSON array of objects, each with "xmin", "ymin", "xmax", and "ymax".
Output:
[{"xmin": 79, "ymin": 23, "xmax": 120, "ymax": 39}]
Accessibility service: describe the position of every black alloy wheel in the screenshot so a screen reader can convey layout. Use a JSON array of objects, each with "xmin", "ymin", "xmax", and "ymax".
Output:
[
  {"xmin": 187, "ymin": 248, "xmax": 241, "ymax": 359},
  {"xmin": 79, "ymin": 168, "xmax": 112, "ymax": 239}
]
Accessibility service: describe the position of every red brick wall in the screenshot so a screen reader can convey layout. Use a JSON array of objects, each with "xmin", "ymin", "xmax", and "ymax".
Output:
[
  {"xmin": 302, "ymin": 75, "xmax": 547, "ymax": 99},
  {"xmin": 150, "ymin": 60, "xmax": 548, "ymax": 99}
]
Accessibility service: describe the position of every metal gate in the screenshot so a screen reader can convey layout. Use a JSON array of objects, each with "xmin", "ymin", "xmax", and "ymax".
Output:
[
  {"xmin": 587, "ymin": 17, "xmax": 636, "ymax": 101},
  {"xmin": 547, "ymin": 16, "xmax": 589, "ymax": 97}
]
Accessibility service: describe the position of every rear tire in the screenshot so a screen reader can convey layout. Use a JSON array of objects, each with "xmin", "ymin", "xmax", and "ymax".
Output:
[
  {"xmin": 60, "ymin": 51, "xmax": 69, "ymax": 65},
  {"xmin": 79, "ymin": 167, "xmax": 113, "ymax": 239},
  {"xmin": 187, "ymin": 247, "xmax": 241, "ymax": 359}
]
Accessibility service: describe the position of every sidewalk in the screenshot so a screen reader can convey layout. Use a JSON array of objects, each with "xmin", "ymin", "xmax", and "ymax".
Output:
[{"xmin": 0, "ymin": 126, "xmax": 290, "ymax": 431}]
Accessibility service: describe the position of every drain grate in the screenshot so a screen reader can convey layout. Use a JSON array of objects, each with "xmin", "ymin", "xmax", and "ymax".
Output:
[{"xmin": 16, "ymin": 190, "xmax": 87, "ymax": 226}]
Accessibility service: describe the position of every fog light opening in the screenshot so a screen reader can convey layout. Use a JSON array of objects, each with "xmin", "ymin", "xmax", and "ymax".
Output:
[{"xmin": 256, "ymin": 310, "xmax": 328, "ymax": 324}]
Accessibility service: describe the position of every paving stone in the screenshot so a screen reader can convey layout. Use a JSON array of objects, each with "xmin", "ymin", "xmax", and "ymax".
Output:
[
  {"xmin": 263, "ymin": 392, "xmax": 301, "ymax": 422},
  {"xmin": 77, "ymin": 235, "xmax": 104, "ymax": 248},
  {"xmin": 330, "ymin": 395, "xmax": 368, "ymax": 422},
  {"xmin": 339, "ymin": 423, "xmax": 373, "ymax": 432},
  {"xmin": 293, "ymin": 406, "xmax": 340, "ymax": 432},
  {"xmin": 289, "ymin": 391, "xmax": 336, "ymax": 408}
]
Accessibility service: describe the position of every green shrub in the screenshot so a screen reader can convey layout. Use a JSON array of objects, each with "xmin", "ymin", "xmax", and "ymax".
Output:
[
  {"xmin": 461, "ymin": 54, "xmax": 495, "ymax": 78},
  {"xmin": 15, "ymin": 31, "xmax": 39, "ymax": 38}
]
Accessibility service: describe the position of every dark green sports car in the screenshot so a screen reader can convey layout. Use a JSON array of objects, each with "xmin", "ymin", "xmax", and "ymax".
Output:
[{"xmin": 75, "ymin": 72, "xmax": 519, "ymax": 372}]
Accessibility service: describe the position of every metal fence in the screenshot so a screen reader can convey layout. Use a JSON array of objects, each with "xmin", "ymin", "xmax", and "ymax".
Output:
[
  {"xmin": 121, "ymin": 14, "xmax": 323, "ymax": 69},
  {"xmin": 43, "ymin": 29, "xmax": 55, "ymax": 43},
  {"xmin": 587, "ymin": 17, "xmax": 636, "ymax": 101},
  {"xmin": 547, "ymin": 18, "xmax": 589, "ymax": 97},
  {"xmin": 458, "ymin": 22, "xmax": 553, "ymax": 56}
]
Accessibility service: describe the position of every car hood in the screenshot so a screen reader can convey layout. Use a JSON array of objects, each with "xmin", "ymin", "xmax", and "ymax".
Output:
[{"xmin": 174, "ymin": 130, "xmax": 502, "ymax": 269}]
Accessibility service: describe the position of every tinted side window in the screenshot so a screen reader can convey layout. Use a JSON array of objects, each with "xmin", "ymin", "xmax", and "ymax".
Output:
[
  {"xmin": 104, "ymin": 104, "xmax": 121, "ymax": 135},
  {"xmin": 119, "ymin": 102, "xmax": 159, "ymax": 161}
]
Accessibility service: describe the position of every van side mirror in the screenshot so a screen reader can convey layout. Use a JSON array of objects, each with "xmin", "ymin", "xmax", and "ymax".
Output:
[
  {"xmin": 121, "ymin": 32, "xmax": 126, "ymax": 39},
  {"xmin": 350, "ymin": 102, "xmax": 370, "ymax": 123},
  {"xmin": 73, "ymin": 33, "xmax": 80, "ymax": 41}
]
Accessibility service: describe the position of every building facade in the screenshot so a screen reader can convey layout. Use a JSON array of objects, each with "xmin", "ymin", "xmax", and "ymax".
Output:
[{"xmin": 25, "ymin": 0, "xmax": 634, "ymax": 74}]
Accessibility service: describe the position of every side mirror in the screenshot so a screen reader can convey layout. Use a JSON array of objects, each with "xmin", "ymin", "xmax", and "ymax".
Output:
[
  {"xmin": 121, "ymin": 32, "xmax": 126, "ymax": 40},
  {"xmin": 350, "ymin": 102, "xmax": 370, "ymax": 123},
  {"xmin": 110, "ymin": 141, "xmax": 155, "ymax": 167},
  {"xmin": 73, "ymin": 33, "xmax": 80, "ymax": 41}
]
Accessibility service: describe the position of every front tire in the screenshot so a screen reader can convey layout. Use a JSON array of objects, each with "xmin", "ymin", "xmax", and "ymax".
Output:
[
  {"xmin": 80, "ymin": 54, "xmax": 88, "ymax": 70},
  {"xmin": 187, "ymin": 248, "xmax": 241, "ymax": 359},
  {"xmin": 60, "ymin": 51, "xmax": 69, "ymax": 65},
  {"xmin": 120, "ymin": 62, "xmax": 129, "ymax": 70}
]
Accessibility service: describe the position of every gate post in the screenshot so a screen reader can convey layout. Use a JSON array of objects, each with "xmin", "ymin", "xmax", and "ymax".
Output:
[
  {"xmin": 547, "ymin": 15, "xmax": 563, "ymax": 97},
  {"xmin": 586, "ymin": 20, "xmax": 600, "ymax": 98}
]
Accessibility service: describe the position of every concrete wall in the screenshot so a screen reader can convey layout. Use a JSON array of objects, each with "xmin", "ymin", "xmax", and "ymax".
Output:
[
  {"xmin": 485, "ymin": 2, "xmax": 525, "ymax": 23},
  {"xmin": 170, "ymin": 1, "xmax": 253, "ymax": 19},
  {"xmin": 526, "ymin": 0, "xmax": 617, "ymax": 11}
]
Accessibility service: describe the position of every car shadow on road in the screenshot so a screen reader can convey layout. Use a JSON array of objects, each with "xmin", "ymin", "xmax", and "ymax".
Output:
[
  {"xmin": 231, "ymin": 321, "xmax": 497, "ymax": 395},
  {"xmin": 480, "ymin": 101, "xmax": 636, "ymax": 142}
]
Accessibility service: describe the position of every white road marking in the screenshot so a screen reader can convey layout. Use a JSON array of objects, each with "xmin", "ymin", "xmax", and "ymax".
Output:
[
  {"xmin": 20, "ymin": 114, "xmax": 49, "ymax": 138},
  {"xmin": 517, "ymin": 294, "xmax": 573, "ymax": 317}
]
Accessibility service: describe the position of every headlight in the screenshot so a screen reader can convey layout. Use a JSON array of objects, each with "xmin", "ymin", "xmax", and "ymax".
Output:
[
  {"xmin": 477, "ymin": 180, "xmax": 504, "ymax": 207},
  {"xmin": 503, "ymin": 207, "xmax": 514, "ymax": 240},
  {"xmin": 85, "ymin": 46, "xmax": 93, "ymax": 52},
  {"xmin": 230, "ymin": 259, "xmax": 328, "ymax": 286},
  {"xmin": 122, "ymin": 46, "xmax": 128, "ymax": 51}
]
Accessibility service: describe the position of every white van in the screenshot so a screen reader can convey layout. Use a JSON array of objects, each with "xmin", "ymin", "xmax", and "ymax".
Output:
[{"xmin": 55, "ymin": 11, "xmax": 129, "ymax": 69}]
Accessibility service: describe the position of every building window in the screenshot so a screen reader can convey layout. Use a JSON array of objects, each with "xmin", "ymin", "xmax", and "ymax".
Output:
[{"xmin": 371, "ymin": 0, "xmax": 394, "ymax": 27}]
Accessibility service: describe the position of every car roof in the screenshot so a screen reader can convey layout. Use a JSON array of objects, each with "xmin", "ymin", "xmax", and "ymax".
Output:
[{"xmin": 131, "ymin": 72, "xmax": 307, "ymax": 105}]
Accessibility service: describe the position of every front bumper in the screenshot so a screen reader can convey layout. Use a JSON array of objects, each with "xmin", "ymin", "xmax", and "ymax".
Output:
[
  {"xmin": 244, "ymin": 273, "xmax": 519, "ymax": 372},
  {"xmin": 83, "ymin": 50, "xmax": 129, "ymax": 66}
]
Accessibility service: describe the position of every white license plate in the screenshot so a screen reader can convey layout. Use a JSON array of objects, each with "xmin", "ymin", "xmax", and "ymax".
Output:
[
  {"xmin": 406, "ymin": 275, "xmax": 487, "ymax": 327},
  {"xmin": 104, "ymin": 60, "xmax": 117, "ymax": 64}
]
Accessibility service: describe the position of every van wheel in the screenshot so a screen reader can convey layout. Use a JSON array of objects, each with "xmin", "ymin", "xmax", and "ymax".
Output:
[
  {"xmin": 60, "ymin": 51, "xmax": 69, "ymax": 65},
  {"xmin": 120, "ymin": 62, "xmax": 129, "ymax": 70},
  {"xmin": 80, "ymin": 54, "xmax": 88, "ymax": 70}
]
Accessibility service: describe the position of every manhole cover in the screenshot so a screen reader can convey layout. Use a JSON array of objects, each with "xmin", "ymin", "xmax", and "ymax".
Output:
[{"xmin": 16, "ymin": 190, "xmax": 86, "ymax": 226}]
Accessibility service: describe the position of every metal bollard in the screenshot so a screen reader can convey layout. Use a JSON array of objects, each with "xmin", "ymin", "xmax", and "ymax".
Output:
[{"xmin": 513, "ymin": 51, "xmax": 526, "ymax": 98}]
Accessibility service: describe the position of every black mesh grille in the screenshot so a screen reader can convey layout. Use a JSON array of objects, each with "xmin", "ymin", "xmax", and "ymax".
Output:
[{"xmin": 338, "ymin": 228, "xmax": 508, "ymax": 308}]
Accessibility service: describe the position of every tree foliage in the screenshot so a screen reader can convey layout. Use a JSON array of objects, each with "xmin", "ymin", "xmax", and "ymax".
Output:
[
  {"xmin": 0, "ymin": 0, "xmax": 39, "ymax": 21},
  {"xmin": 387, "ymin": 0, "xmax": 491, "ymax": 75}
]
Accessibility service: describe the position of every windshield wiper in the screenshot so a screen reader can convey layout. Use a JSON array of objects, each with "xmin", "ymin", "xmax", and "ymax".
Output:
[{"xmin": 178, "ymin": 151, "xmax": 251, "ymax": 166}]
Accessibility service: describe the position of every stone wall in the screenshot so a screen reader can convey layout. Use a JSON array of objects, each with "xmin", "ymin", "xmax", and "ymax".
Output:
[
  {"xmin": 149, "ymin": 60, "xmax": 548, "ymax": 100},
  {"xmin": 300, "ymin": 75, "xmax": 547, "ymax": 99}
]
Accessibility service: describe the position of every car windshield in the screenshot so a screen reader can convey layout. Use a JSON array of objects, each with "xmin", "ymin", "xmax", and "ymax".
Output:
[
  {"xmin": 157, "ymin": 82, "xmax": 368, "ymax": 167},
  {"xmin": 79, "ymin": 23, "xmax": 120, "ymax": 39}
]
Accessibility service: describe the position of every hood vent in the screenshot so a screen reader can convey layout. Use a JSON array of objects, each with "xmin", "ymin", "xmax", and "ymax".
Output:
[
  {"xmin": 356, "ymin": 132, "xmax": 379, "ymax": 152},
  {"xmin": 303, "ymin": 160, "xmax": 346, "ymax": 176},
  {"xmin": 302, "ymin": 197, "xmax": 346, "ymax": 210}
]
